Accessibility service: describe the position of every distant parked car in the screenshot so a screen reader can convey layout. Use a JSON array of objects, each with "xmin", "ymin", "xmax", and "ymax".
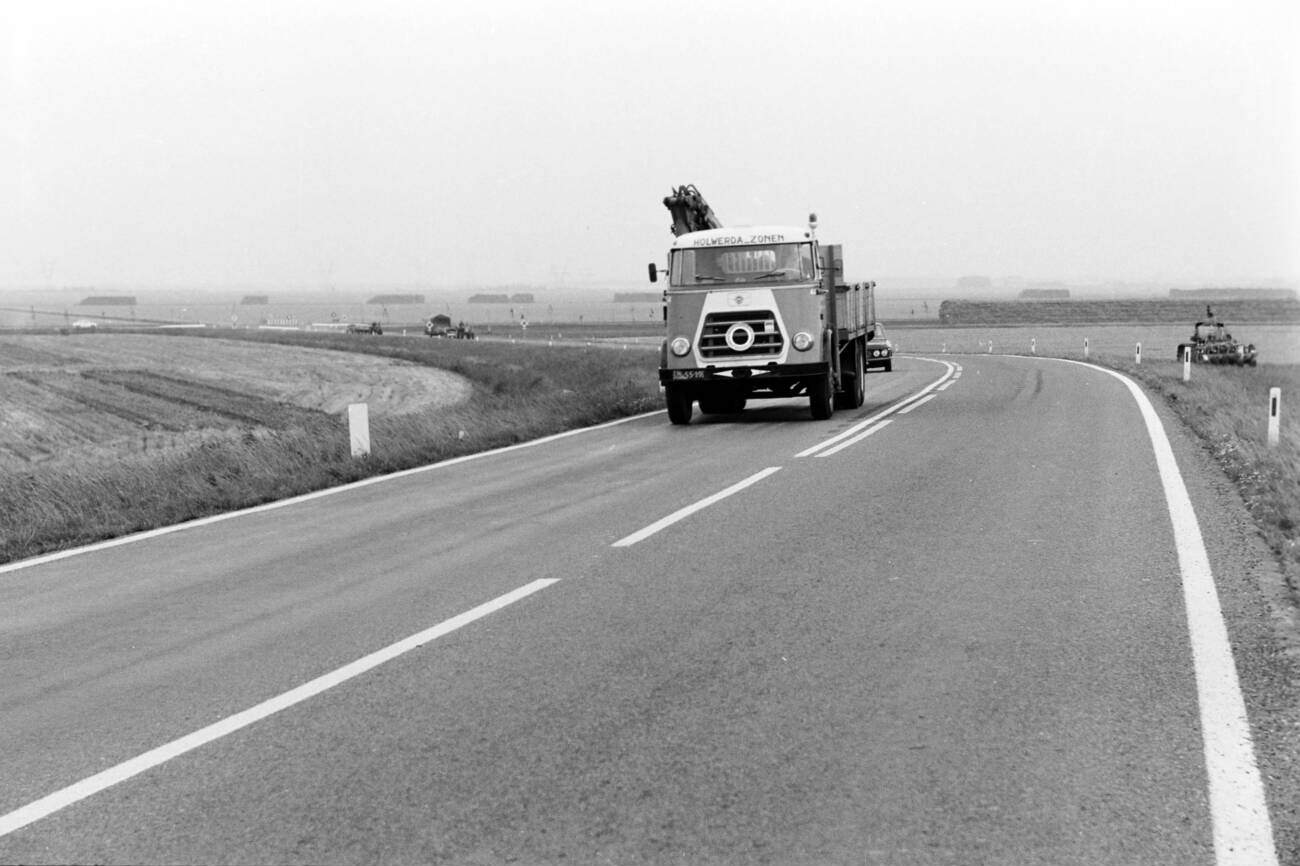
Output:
[
  {"xmin": 346, "ymin": 322, "xmax": 383, "ymax": 335},
  {"xmin": 866, "ymin": 322, "xmax": 893, "ymax": 371},
  {"xmin": 71, "ymin": 320, "xmax": 99, "ymax": 332}
]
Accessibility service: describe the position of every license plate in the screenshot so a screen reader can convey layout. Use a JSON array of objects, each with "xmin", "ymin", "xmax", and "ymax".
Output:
[{"xmin": 672, "ymin": 370, "xmax": 706, "ymax": 380}]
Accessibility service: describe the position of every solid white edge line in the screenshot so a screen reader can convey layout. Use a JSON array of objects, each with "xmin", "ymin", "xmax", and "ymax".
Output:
[
  {"xmin": 611, "ymin": 467, "xmax": 782, "ymax": 547},
  {"xmin": 795, "ymin": 357, "xmax": 954, "ymax": 458},
  {"xmin": 816, "ymin": 420, "xmax": 893, "ymax": 457},
  {"xmin": 0, "ymin": 578, "xmax": 560, "ymax": 839},
  {"xmin": 1, "ymin": 411, "xmax": 663, "ymax": 576},
  {"xmin": 1043, "ymin": 356, "xmax": 1278, "ymax": 865}
]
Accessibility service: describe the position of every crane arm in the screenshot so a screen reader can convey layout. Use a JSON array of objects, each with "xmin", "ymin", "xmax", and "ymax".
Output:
[{"xmin": 663, "ymin": 184, "xmax": 722, "ymax": 236}]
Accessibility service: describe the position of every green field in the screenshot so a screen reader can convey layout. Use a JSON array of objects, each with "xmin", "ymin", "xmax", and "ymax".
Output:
[
  {"xmin": 0, "ymin": 331, "xmax": 660, "ymax": 565},
  {"xmin": 3, "ymin": 326, "xmax": 1296, "ymax": 617}
]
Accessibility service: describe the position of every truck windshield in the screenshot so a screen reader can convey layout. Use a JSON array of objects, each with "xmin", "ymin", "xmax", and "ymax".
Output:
[{"xmin": 669, "ymin": 243, "xmax": 815, "ymax": 287}]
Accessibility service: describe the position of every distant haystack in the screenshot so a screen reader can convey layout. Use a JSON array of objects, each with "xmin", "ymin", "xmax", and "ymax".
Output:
[
  {"xmin": 466, "ymin": 292, "xmax": 536, "ymax": 304},
  {"xmin": 1169, "ymin": 287, "xmax": 1296, "ymax": 301},
  {"xmin": 79, "ymin": 295, "xmax": 136, "ymax": 306}
]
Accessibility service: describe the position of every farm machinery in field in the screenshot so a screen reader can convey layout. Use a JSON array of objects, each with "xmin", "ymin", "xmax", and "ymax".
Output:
[{"xmin": 1175, "ymin": 306, "xmax": 1258, "ymax": 366}]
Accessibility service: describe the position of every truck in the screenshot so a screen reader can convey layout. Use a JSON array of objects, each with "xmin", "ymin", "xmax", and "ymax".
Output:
[{"xmin": 649, "ymin": 184, "xmax": 877, "ymax": 424}]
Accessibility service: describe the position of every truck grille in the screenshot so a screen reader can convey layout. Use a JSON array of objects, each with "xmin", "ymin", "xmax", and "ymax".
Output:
[{"xmin": 699, "ymin": 311, "xmax": 784, "ymax": 359}]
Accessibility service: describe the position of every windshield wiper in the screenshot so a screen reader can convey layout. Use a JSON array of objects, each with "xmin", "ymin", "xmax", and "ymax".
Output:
[
  {"xmin": 693, "ymin": 275, "xmax": 725, "ymax": 283},
  {"xmin": 753, "ymin": 270, "xmax": 793, "ymax": 280}
]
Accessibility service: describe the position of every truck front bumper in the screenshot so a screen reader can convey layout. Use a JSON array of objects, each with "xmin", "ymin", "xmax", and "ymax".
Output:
[{"xmin": 659, "ymin": 362, "xmax": 829, "ymax": 388}]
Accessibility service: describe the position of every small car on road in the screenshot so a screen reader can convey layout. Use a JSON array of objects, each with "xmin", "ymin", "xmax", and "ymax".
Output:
[{"xmin": 866, "ymin": 322, "xmax": 893, "ymax": 371}]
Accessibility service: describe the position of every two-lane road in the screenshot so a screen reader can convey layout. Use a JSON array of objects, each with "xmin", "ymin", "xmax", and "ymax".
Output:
[{"xmin": 0, "ymin": 356, "xmax": 1281, "ymax": 864}]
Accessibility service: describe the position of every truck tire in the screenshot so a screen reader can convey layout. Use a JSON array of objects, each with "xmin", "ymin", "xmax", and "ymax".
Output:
[
  {"xmin": 882, "ymin": 358, "xmax": 892, "ymax": 372},
  {"xmin": 835, "ymin": 340, "xmax": 865, "ymax": 410},
  {"xmin": 665, "ymin": 385, "xmax": 693, "ymax": 425},
  {"xmin": 809, "ymin": 368, "xmax": 834, "ymax": 420}
]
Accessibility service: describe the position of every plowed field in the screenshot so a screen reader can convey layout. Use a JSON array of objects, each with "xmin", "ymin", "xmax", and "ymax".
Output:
[{"xmin": 0, "ymin": 334, "xmax": 471, "ymax": 469}]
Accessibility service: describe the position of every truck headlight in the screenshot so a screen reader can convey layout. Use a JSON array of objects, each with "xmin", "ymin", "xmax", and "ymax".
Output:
[
  {"xmin": 670, "ymin": 336, "xmax": 692, "ymax": 357},
  {"xmin": 792, "ymin": 331, "xmax": 814, "ymax": 351}
]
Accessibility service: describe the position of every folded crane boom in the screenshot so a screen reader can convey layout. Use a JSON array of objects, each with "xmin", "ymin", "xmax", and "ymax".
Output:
[{"xmin": 663, "ymin": 184, "xmax": 723, "ymax": 237}]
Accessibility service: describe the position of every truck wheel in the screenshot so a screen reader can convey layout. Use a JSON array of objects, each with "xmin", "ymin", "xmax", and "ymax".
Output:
[
  {"xmin": 835, "ymin": 341, "xmax": 865, "ymax": 410},
  {"xmin": 665, "ymin": 385, "xmax": 693, "ymax": 425},
  {"xmin": 883, "ymin": 359, "xmax": 892, "ymax": 372},
  {"xmin": 809, "ymin": 369, "xmax": 834, "ymax": 420}
]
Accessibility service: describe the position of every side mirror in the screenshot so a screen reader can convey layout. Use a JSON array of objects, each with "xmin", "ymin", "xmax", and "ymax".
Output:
[{"xmin": 647, "ymin": 262, "xmax": 659, "ymax": 283}]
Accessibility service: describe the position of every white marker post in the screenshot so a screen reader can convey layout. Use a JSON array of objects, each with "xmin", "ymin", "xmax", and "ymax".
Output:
[
  {"xmin": 1084, "ymin": 337, "xmax": 1090, "ymax": 359},
  {"xmin": 1136, "ymin": 342, "xmax": 1142, "ymax": 365},
  {"xmin": 988, "ymin": 340, "xmax": 993, "ymax": 354},
  {"xmin": 1031, "ymin": 337, "xmax": 1037, "ymax": 355},
  {"xmin": 942, "ymin": 342, "xmax": 947, "ymax": 353},
  {"xmin": 348, "ymin": 403, "xmax": 371, "ymax": 458},
  {"xmin": 1183, "ymin": 347, "xmax": 1192, "ymax": 382},
  {"xmin": 1267, "ymin": 388, "xmax": 1281, "ymax": 447}
]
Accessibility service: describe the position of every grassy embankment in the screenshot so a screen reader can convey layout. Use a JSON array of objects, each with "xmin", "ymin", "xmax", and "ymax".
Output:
[
  {"xmin": 4, "ymin": 324, "xmax": 1296, "ymax": 606},
  {"xmin": 0, "ymin": 330, "xmax": 661, "ymax": 565},
  {"xmin": 1102, "ymin": 357, "xmax": 1300, "ymax": 600}
]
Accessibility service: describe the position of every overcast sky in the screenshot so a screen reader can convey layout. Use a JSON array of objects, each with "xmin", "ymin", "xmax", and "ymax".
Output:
[{"xmin": 3, "ymin": 0, "xmax": 1296, "ymax": 291}]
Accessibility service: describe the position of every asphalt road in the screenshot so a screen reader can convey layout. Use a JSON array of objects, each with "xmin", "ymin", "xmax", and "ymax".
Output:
[{"xmin": 0, "ymin": 355, "xmax": 1285, "ymax": 864}]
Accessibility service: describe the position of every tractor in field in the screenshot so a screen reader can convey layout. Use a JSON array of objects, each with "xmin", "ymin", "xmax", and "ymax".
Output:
[{"xmin": 1175, "ymin": 306, "xmax": 1257, "ymax": 366}]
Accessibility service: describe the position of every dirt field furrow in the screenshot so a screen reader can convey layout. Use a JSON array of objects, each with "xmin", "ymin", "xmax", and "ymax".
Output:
[{"xmin": 0, "ymin": 334, "xmax": 472, "ymax": 471}]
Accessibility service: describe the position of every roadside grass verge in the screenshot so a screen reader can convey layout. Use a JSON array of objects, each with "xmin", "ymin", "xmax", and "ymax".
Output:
[
  {"xmin": 1098, "ymin": 358, "xmax": 1300, "ymax": 602},
  {"xmin": 0, "ymin": 331, "xmax": 662, "ymax": 565}
]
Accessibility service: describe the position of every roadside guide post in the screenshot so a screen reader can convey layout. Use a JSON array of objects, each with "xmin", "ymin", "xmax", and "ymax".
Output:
[
  {"xmin": 1183, "ymin": 347, "xmax": 1192, "ymax": 382},
  {"xmin": 1084, "ymin": 337, "xmax": 1090, "ymax": 359},
  {"xmin": 348, "ymin": 403, "xmax": 371, "ymax": 458},
  {"xmin": 1136, "ymin": 342, "xmax": 1142, "ymax": 365},
  {"xmin": 1268, "ymin": 388, "xmax": 1281, "ymax": 447},
  {"xmin": 1031, "ymin": 337, "xmax": 1036, "ymax": 354}
]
